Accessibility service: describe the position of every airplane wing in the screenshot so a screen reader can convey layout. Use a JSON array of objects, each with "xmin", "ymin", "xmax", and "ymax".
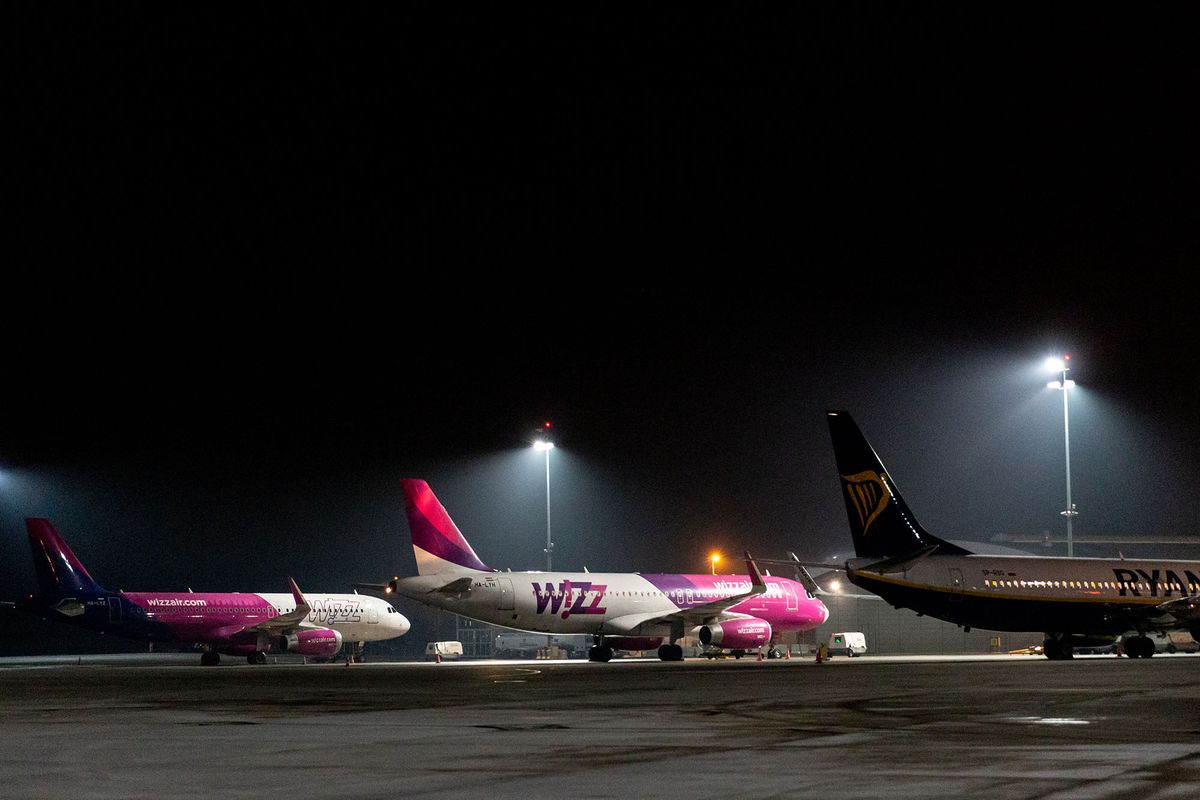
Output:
[
  {"xmin": 601, "ymin": 553, "xmax": 771, "ymax": 634},
  {"xmin": 1153, "ymin": 594, "xmax": 1200, "ymax": 624},
  {"xmin": 660, "ymin": 552, "xmax": 769, "ymax": 625},
  {"xmin": 243, "ymin": 577, "xmax": 313, "ymax": 634}
]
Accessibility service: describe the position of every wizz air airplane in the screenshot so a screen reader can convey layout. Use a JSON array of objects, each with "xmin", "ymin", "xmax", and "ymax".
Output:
[
  {"xmin": 824, "ymin": 410, "xmax": 1200, "ymax": 659},
  {"xmin": 13, "ymin": 518, "xmax": 411, "ymax": 665},
  {"xmin": 367, "ymin": 479, "xmax": 828, "ymax": 661}
]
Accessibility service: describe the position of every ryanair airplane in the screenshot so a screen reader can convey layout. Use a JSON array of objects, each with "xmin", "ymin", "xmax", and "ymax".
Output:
[{"xmin": 824, "ymin": 410, "xmax": 1200, "ymax": 659}]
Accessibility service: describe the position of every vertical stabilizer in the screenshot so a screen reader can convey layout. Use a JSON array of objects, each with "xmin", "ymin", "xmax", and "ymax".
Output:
[
  {"xmin": 26, "ymin": 518, "xmax": 108, "ymax": 597},
  {"xmin": 402, "ymin": 479, "xmax": 491, "ymax": 575},
  {"xmin": 825, "ymin": 411, "xmax": 972, "ymax": 558}
]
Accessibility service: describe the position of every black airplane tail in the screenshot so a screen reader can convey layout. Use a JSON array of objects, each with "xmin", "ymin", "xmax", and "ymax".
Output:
[{"xmin": 826, "ymin": 411, "xmax": 972, "ymax": 559}]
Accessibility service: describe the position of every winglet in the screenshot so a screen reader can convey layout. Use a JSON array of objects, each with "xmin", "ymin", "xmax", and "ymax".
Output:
[
  {"xmin": 744, "ymin": 552, "xmax": 768, "ymax": 595},
  {"xmin": 287, "ymin": 577, "xmax": 312, "ymax": 617}
]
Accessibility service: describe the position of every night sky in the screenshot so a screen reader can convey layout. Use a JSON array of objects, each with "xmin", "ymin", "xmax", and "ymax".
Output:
[{"xmin": 3, "ymin": 7, "xmax": 1198, "ymax": 651}]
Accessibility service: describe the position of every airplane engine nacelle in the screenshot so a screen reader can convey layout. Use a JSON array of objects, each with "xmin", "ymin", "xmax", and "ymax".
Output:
[
  {"xmin": 277, "ymin": 628, "xmax": 343, "ymax": 658},
  {"xmin": 698, "ymin": 618, "xmax": 772, "ymax": 649}
]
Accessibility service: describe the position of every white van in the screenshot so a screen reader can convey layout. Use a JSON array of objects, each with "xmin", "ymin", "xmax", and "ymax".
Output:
[
  {"xmin": 828, "ymin": 632, "xmax": 867, "ymax": 657},
  {"xmin": 425, "ymin": 641, "xmax": 464, "ymax": 660}
]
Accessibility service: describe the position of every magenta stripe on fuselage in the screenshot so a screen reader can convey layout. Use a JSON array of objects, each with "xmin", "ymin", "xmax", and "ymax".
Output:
[{"xmin": 123, "ymin": 592, "xmax": 276, "ymax": 639}]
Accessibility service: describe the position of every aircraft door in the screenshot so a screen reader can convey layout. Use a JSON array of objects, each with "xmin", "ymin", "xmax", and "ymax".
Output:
[
  {"xmin": 949, "ymin": 568, "xmax": 964, "ymax": 603},
  {"xmin": 108, "ymin": 597, "xmax": 122, "ymax": 624},
  {"xmin": 497, "ymin": 578, "xmax": 514, "ymax": 611},
  {"xmin": 783, "ymin": 582, "xmax": 798, "ymax": 611},
  {"xmin": 367, "ymin": 606, "xmax": 379, "ymax": 624}
]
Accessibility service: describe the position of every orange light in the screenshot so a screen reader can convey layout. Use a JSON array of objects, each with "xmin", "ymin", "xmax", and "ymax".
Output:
[{"xmin": 710, "ymin": 552, "xmax": 721, "ymax": 574}]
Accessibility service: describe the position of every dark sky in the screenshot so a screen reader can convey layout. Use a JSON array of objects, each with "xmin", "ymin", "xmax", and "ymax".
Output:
[{"xmin": 3, "ymin": 7, "xmax": 1198, "ymax": 649}]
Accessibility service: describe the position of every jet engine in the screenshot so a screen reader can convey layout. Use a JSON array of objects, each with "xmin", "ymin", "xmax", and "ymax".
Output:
[
  {"xmin": 277, "ymin": 628, "xmax": 343, "ymax": 658},
  {"xmin": 698, "ymin": 618, "xmax": 771, "ymax": 649}
]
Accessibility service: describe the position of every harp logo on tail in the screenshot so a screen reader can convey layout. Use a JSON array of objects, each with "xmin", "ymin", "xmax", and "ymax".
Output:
[{"xmin": 842, "ymin": 470, "xmax": 890, "ymax": 536}]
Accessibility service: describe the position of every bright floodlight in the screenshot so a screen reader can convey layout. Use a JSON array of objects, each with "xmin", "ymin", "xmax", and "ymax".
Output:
[
  {"xmin": 1047, "ymin": 380, "xmax": 1062, "ymax": 390},
  {"xmin": 533, "ymin": 440, "xmax": 554, "ymax": 451},
  {"xmin": 829, "ymin": 580, "xmax": 842, "ymax": 592},
  {"xmin": 1045, "ymin": 357, "xmax": 1065, "ymax": 372}
]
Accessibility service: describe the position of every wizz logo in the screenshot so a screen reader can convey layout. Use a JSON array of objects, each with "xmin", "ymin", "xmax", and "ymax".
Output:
[
  {"xmin": 309, "ymin": 600, "xmax": 361, "ymax": 624},
  {"xmin": 532, "ymin": 581, "xmax": 607, "ymax": 619}
]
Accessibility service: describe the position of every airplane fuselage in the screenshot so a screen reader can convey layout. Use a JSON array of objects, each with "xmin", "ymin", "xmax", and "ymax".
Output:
[
  {"xmin": 850, "ymin": 554, "xmax": 1200, "ymax": 636},
  {"xmin": 27, "ymin": 591, "xmax": 406, "ymax": 646},
  {"xmin": 394, "ymin": 570, "xmax": 827, "ymax": 639}
]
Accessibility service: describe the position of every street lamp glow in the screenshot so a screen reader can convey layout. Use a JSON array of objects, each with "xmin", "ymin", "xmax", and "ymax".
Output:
[
  {"xmin": 829, "ymin": 580, "xmax": 842, "ymax": 592},
  {"xmin": 710, "ymin": 552, "xmax": 721, "ymax": 574},
  {"xmin": 533, "ymin": 440, "xmax": 554, "ymax": 451},
  {"xmin": 1044, "ymin": 357, "xmax": 1065, "ymax": 372}
]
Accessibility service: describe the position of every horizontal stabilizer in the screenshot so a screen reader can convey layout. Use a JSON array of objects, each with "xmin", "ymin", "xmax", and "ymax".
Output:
[
  {"xmin": 429, "ymin": 576, "xmax": 474, "ymax": 598},
  {"xmin": 755, "ymin": 556, "xmax": 844, "ymax": 570},
  {"xmin": 859, "ymin": 545, "xmax": 939, "ymax": 574}
]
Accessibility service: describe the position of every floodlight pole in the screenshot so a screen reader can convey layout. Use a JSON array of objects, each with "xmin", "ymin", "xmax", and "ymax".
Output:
[
  {"xmin": 543, "ymin": 443, "xmax": 553, "ymax": 572},
  {"xmin": 1059, "ymin": 371, "xmax": 1076, "ymax": 558},
  {"xmin": 1046, "ymin": 358, "xmax": 1078, "ymax": 558},
  {"xmin": 534, "ymin": 439, "xmax": 554, "ymax": 571}
]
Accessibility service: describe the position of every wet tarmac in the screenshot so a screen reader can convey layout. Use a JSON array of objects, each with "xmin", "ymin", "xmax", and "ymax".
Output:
[{"xmin": 1, "ymin": 653, "xmax": 1197, "ymax": 799}]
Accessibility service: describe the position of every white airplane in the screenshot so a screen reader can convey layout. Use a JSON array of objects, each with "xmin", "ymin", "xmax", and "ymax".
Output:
[
  {"xmin": 821, "ymin": 410, "xmax": 1200, "ymax": 659},
  {"xmin": 363, "ymin": 479, "xmax": 829, "ymax": 661}
]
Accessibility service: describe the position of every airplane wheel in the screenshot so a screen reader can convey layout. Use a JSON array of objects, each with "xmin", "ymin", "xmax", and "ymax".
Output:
[
  {"xmin": 656, "ymin": 644, "xmax": 684, "ymax": 661},
  {"xmin": 588, "ymin": 645, "xmax": 612, "ymax": 662},
  {"xmin": 201, "ymin": 651, "xmax": 220, "ymax": 666},
  {"xmin": 247, "ymin": 651, "xmax": 267, "ymax": 665}
]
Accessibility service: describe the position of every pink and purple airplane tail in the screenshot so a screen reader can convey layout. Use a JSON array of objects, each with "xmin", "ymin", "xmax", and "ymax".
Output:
[
  {"xmin": 26, "ymin": 518, "xmax": 108, "ymax": 598},
  {"xmin": 402, "ymin": 479, "xmax": 491, "ymax": 575}
]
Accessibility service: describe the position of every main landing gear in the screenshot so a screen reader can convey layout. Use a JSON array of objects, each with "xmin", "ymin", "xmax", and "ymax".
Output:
[
  {"xmin": 1042, "ymin": 638, "xmax": 1074, "ymax": 660},
  {"xmin": 200, "ymin": 650, "xmax": 271, "ymax": 666},
  {"xmin": 657, "ymin": 644, "xmax": 684, "ymax": 661},
  {"xmin": 587, "ymin": 644, "xmax": 613, "ymax": 662},
  {"xmin": 1122, "ymin": 636, "xmax": 1155, "ymax": 658}
]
